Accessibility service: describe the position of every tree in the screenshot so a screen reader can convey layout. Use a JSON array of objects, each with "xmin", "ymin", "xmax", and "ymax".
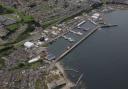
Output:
[
  {"xmin": 15, "ymin": 0, "xmax": 23, "ymax": 6},
  {"xmin": 101, "ymin": 0, "xmax": 107, "ymax": 5}
]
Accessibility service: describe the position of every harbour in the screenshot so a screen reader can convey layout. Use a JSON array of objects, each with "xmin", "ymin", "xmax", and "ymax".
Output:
[
  {"xmin": 45, "ymin": 5, "xmax": 128, "ymax": 89},
  {"xmin": 48, "ymin": 19, "xmax": 97, "ymax": 60},
  {"xmin": 55, "ymin": 26, "xmax": 99, "ymax": 62},
  {"xmin": 0, "ymin": 1, "xmax": 128, "ymax": 89}
]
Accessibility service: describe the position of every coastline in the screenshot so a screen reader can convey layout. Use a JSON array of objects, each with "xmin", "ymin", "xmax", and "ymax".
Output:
[
  {"xmin": 0, "ymin": 1, "xmax": 128, "ymax": 89},
  {"xmin": 55, "ymin": 62, "xmax": 75, "ymax": 89},
  {"xmin": 52, "ymin": 4, "xmax": 128, "ymax": 89}
]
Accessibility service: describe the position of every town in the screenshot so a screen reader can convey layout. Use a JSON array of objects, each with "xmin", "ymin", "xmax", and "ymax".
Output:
[{"xmin": 0, "ymin": 0, "xmax": 128, "ymax": 89}]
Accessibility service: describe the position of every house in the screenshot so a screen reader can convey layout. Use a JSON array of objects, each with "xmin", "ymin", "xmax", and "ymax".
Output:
[
  {"xmin": 88, "ymin": 0, "xmax": 101, "ymax": 4},
  {"xmin": 26, "ymin": 46, "xmax": 47, "ymax": 57},
  {"xmin": 88, "ymin": 0, "xmax": 101, "ymax": 7},
  {"xmin": 5, "ymin": 46, "xmax": 48, "ymax": 68},
  {"xmin": 24, "ymin": 41, "xmax": 34, "ymax": 48},
  {"xmin": 0, "ymin": 38, "xmax": 3, "ymax": 43},
  {"xmin": 125, "ymin": 0, "xmax": 128, "ymax": 4},
  {"xmin": 0, "ymin": 16, "xmax": 17, "ymax": 26},
  {"xmin": 0, "ymin": 16, "xmax": 7, "ymax": 22},
  {"xmin": 108, "ymin": 0, "xmax": 128, "ymax": 5},
  {"xmin": 3, "ymin": 19, "xmax": 17, "ymax": 26},
  {"xmin": 28, "ymin": 56, "xmax": 40, "ymax": 63},
  {"xmin": 0, "ymin": 26, "xmax": 9, "ymax": 38},
  {"xmin": 27, "ymin": 47, "xmax": 48, "ymax": 63},
  {"xmin": 91, "ymin": 13, "xmax": 100, "ymax": 20}
]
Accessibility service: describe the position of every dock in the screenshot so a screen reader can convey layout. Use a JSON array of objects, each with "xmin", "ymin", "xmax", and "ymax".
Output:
[
  {"xmin": 47, "ymin": 26, "xmax": 99, "ymax": 88},
  {"xmin": 55, "ymin": 26, "xmax": 99, "ymax": 63},
  {"xmin": 46, "ymin": 30, "xmax": 70, "ymax": 44},
  {"xmin": 48, "ymin": 26, "xmax": 99, "ymax": 71}
]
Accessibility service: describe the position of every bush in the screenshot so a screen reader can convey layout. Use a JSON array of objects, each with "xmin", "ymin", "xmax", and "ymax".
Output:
[
  {"xmin": 6, "ymin": 7, "xmax": 15, "ymax": 13},
  {"xmin": 22, "ymin": 15, "xmax": 34, "ymax": 23},
  {"xmin": 6, "ymin": 23, "xmax": 19, "ymax": 31},
  {"xmin": 0, "ymin": 59, "xmax": 5, "ymax": 69},
  {"xmin": 0, "ymin": 4, "xmax": 15, "ymax": 14}
]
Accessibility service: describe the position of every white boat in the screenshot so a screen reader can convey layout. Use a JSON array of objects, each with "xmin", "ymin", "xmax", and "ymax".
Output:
[
  {"xmin": 68, "ymin": 38, "xmax": 75, "ymax": 42},
  {"xmin": 77, "ymin": 32, "xmax": 83, "ymax": 35},
  {"xmin": 63, "ymin": 36, "xmax": 75, "ymax": 42},
  {"xmin": 77, "ymin": 21, "xmax": 86, "ymax": 27},
  {"xmin": 62, "ymin": 35, "xmax": 68, "ymax": 40}
]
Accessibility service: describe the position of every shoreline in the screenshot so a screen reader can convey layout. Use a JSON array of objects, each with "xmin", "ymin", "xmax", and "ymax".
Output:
[
  {"xmin": 53, "ymin": 4, "xmax": 128, "ymax": 89},
  {"xmin": 55, "ymin": 62, "xmax": 75, "ymax": 89},
  {"xmin": 0, "ymin": 3, "xmax": 127, "ymax": 89}
]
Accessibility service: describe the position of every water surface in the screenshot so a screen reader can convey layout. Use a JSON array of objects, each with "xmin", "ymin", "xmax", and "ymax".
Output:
[{"xmin": 61, "ymin": 10, "xmax": 128, "ymax": 89}]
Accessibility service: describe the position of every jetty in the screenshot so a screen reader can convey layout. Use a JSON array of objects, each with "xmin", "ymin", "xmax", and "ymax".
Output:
[
  {"xmin": 101, "ymin": 24, "xmax": 118, "ymax": 28},
  {"xmin": 75, "ymin": 73, "xmax": 84, "ymax": 87},
  {"xmin": 88, "ymin": 18, "xmax": 97, "ymax": 25},
  {"xmin": 77, "ymin": 21, "xmax": 86, "ymax": 27},
  {"xmin": 78, "ymin": 27, "xmax": 90, "ymax": 31},
  {"xmin": 70, "ymin": 30, "xmax": 83, "ymax": 35}
]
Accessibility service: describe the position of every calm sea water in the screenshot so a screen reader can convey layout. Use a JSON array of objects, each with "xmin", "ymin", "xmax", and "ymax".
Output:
[{"xmin": 61, "ymin": 10, "xmax": 128, "ymax": 89}]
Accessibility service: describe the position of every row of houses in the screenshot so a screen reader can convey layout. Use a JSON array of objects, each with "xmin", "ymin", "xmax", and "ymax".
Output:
[
  {"xmin": 88, "ymin": 0, "xmax": 128, "ymax": 5},
  {"xmin": 0, "ymin": 15, "xmax": 17, "ymax": 43}
]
